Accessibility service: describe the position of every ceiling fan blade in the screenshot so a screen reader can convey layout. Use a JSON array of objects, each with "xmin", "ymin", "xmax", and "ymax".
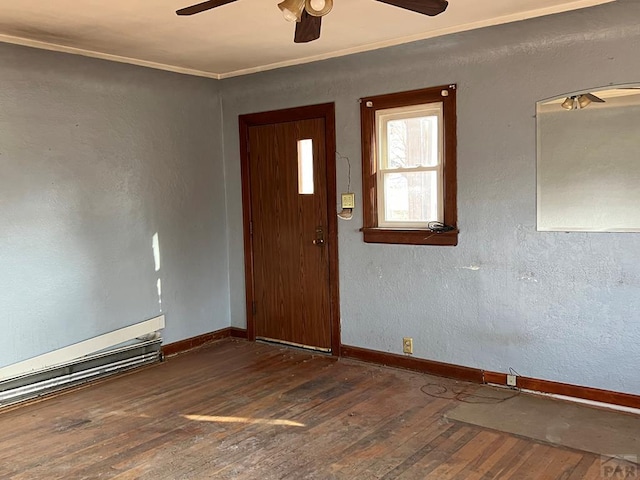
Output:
[
  {"xmin": 294, "ymin": 10, "xmax": 322, "ymax": 43},
  {"xmin": 375, "ymin": 0, "xmax": 448, "ymax": 16},
  {"xmin": 584, "ymin": 93, "xmax": 606, "ymax": 103},
  {"xmin": 176, "ymin": 0, "xmax": 239, "ymax": 16}
]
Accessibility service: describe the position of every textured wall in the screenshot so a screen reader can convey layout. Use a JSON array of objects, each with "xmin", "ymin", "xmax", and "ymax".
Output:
[
  {"xmin": 0, "ymin": 43, "xmax": 229, "ymax": 367},
  {"xmin": 220, "ymin": 0, "xmax": 640, "ymax": 394}
]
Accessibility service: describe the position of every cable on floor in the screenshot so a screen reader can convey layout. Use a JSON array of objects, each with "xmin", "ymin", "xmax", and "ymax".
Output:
[{"xmin": 420, "ymin": 383, "xmax": 519, "ymax": 404}]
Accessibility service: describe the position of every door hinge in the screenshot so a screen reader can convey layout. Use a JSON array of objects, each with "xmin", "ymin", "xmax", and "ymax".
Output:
[
  {"xmin": 250, "ymin": 221, "xmax": 253, "ymax": 236},
  {"xmin": 252, "ymin": 301, "xmax": 257, "ymax": 316}
]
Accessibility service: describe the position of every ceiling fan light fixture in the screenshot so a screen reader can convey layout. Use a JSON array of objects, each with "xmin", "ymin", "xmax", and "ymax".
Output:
[
  {"xmin": 278, "ymin": 0, "xmax": 306, "ymax": 22},
  {"xmin": 305, "ymin": 0, "xmax": 333, "ymax": 17},
  {"xmin": 577, "ymin": 94, "xmax": 592, "ymax": 109},
  {"xmin": 561, "ymin": 97, "xmax": 575, "ymax": 110},
  {"xmin": 560, "ymin": 93, "xmax": 603, "ymax": 111}
]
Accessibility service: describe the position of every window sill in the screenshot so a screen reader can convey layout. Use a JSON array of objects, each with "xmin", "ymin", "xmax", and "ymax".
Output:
[{"xmin": 361, "ymin": 227, "xmax": 458, "ymax": 246}]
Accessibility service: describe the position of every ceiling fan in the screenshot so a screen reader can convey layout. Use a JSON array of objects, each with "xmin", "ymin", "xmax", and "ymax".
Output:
[{"xmin": 176, "ymin": 0, "xmax": 449, "ymax": 43}]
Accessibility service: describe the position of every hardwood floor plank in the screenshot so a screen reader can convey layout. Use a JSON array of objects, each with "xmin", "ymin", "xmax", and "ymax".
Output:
[
  {"xmin": 528, "ymin": 447, "xmax": 583, "ymax": 480},
  {"xmin": 474, "ymin": 437, "xmax": 535, "ymax": 479},
  {"xmin": 0, "ymin": 339, "xmax": 632, "ymax": 480},
  {"xmin": 3, "ymin": 343, "xmax": 294, "ymax": 475},
  {"xmin": 333, "ymin": 400, "xmax": 455, "ymax": 478},
  {"xmin": 181, "ymin": 361, "xmax": 389, "ymax": 478},
  {"xmin": 377, "ymin": 425, "xmax": 473, "ymax": 479},
  {"xmin": 502, "ymin": 443, "xmax": 563, "ymax": 480},
  {"xmin": 450, "ymin": 434, "xmax": 520, "ymax": 480},
  {"xmin": 423, "ymin": 430, "xmax": 508, "ymax": 478},
  {"xmin": 447, "ymin": 432, "xmax": 511, "ymax": 479}
]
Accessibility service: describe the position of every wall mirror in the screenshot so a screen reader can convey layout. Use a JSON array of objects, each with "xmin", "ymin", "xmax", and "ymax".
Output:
[{"xmin": 536, "ymin": 84, "xmax": 640, "ymax": 232}]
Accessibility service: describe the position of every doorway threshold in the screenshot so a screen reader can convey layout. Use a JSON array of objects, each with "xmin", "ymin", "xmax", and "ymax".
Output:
[{"xmin": 256, "ymin": 337, "xmax": 331, "ymax": 354}]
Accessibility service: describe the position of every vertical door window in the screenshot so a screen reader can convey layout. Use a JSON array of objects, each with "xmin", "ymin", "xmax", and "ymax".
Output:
[{"xmin": 298, "ymin": 139, "xmax": 315, "ymax": 195}]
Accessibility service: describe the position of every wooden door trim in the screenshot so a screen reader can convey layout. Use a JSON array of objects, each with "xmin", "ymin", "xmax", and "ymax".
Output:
[{"xmin": 239, "ymin": 103, "xmax": 340, "ymax": 355}]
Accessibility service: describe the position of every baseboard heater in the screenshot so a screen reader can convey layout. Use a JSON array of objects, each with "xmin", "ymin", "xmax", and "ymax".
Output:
[{"xmin": 0, "ymin": 316, "xmax": 164, "ymax": 409}]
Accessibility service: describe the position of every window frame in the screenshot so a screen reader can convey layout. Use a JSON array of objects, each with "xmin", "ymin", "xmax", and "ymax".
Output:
[{"xmin": 360, "ymin": 84, "xmax": 458, "ymax": 246}]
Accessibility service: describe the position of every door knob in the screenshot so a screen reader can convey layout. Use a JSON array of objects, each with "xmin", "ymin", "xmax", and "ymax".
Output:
[{"xmin": 312, "ymin": 227, "xmax": 325, "ymax": 246}]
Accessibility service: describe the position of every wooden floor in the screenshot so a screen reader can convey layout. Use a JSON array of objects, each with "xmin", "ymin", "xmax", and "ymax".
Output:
[{"xmin": 0, "ymin": 339, "xmax": 633, "ymax": 479}]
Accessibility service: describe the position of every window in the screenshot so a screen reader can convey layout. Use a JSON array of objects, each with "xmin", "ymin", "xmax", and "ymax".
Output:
[
  {"xmin": 360, "ymin": 85, "xmax": 458, "ymax": 245},
  {"xmin": 297, "ymin": 139, "xmax": 314, "ymax": 194}
]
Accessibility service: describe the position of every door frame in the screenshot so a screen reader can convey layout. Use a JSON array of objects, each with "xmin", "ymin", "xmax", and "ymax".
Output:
[{"xmin": 239, "ymin": 103, "xmax": 340, "ymax": 355}]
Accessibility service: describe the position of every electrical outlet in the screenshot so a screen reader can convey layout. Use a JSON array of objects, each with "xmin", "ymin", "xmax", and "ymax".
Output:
[
  {"xmin": 507, "ymin": 374, "xmax": 517, "ymax": 387},
  {"xmin": 403, "ymin": 337, "xmax": 413, "ymax": 355}
]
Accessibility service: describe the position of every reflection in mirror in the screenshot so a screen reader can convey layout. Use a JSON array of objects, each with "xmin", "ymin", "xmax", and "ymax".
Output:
[{"xmin": 537, "ymin": 85, "xmax": 640, "ymax": 232}]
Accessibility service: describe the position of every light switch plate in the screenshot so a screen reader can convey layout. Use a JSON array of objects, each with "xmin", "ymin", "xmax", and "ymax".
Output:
[{"xmin": 341, "ymin": 193, "xmax": 355, "ymax": 209}]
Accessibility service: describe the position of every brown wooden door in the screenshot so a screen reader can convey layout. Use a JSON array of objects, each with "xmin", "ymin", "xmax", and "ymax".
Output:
[{"xmin": 247, "ymin": 117, "xmax": 331, "ymax": 350}]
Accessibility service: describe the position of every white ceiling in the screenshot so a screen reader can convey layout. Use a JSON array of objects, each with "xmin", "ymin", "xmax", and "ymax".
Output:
[{"xmin": 0, "ymin": 0, "xmax": 614, "ymax": 79}]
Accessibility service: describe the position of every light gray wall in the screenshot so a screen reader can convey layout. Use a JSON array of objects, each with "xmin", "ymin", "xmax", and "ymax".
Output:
[
  {"xmin": 220, "ymin": 0, "xmax": 640, "ymax": 395},
  {"xmin": 0, "ymin": 43, "xmax": 230, "ymax": 367}
]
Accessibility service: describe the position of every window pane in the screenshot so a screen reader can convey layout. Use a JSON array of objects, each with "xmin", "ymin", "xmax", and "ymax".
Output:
[
  {"xmin": 385, "ymin": 115, "xmax": 439, "ymax": 169},
  {"xmin": 297, "ymin": 139, "xmax": 314, "ymax": 195},
  {"xmin": 383, "ymin": 171, "xmax": 440, "ymax": 223}
]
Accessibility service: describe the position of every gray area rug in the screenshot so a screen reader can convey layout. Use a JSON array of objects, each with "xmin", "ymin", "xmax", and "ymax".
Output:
[{"xmin": 444, "ymin": 386, "xmax": 640, "ymax": 462}]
